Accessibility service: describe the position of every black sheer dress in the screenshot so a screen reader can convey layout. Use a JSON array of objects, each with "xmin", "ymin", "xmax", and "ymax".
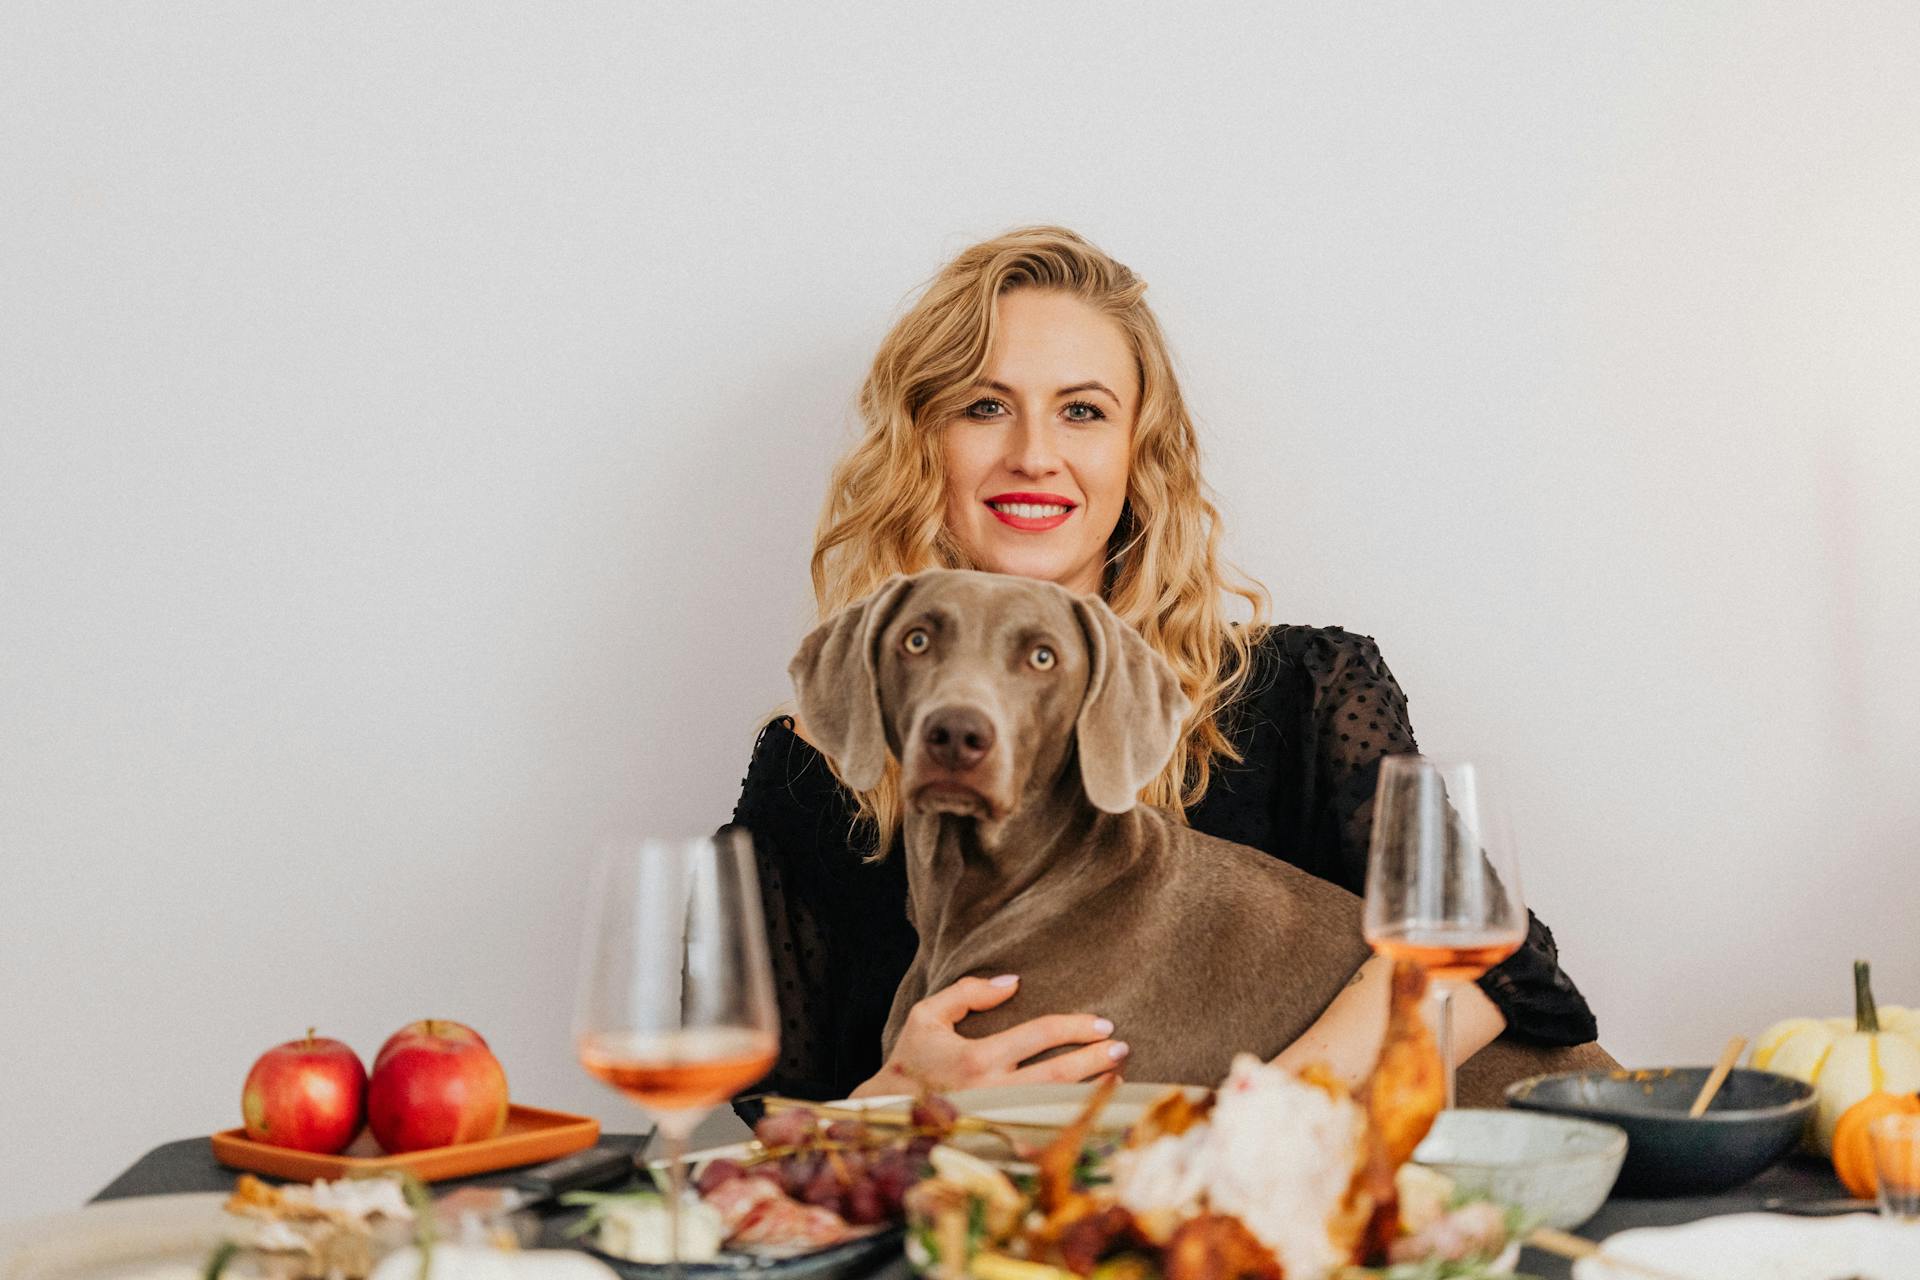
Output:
[{"xmin": 727, "ymin": 624, "xmax": 1598, "ymax": 1110}]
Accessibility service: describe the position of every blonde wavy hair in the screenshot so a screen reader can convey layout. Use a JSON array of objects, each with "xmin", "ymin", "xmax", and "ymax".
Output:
[{"xmin": 808, "ymin": 225, "xmax": 1269, "ymax": 854}]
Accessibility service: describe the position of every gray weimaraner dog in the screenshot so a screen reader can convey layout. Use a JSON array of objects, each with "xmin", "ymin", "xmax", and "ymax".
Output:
[{"xmin": 788, "ymin": 568, "xmax": 1614, "ymax": 1102}]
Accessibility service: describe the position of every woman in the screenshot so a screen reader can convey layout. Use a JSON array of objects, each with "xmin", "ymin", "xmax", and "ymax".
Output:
[{"xmin": 729, "ymin": 226, "xmax": 1597, "ymax": 1106}]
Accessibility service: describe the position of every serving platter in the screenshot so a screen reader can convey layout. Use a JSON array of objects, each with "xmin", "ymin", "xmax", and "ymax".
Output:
[
  {"xmin": 568, "ymin": 1122, "xmax": 905, "ymax": 1280},
  {"xmin": 210, "ymin": 1104, "xmax": 599, "ymax": 1182}
]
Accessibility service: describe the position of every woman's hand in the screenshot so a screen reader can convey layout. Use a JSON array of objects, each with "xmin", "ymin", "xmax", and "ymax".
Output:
[{"xmin": 849, "ymin": 975, "xmax": 1128, "ymax": 1096}]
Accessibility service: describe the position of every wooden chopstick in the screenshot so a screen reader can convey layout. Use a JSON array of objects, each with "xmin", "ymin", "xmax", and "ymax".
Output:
[
  {"xmin": 1687, "ymin": 1035, "xmax": 1748, "ymax": 1117},
  {"xmin": 1527, "ymin": 1227, "xmax": 1705, "ymax": 1280}
]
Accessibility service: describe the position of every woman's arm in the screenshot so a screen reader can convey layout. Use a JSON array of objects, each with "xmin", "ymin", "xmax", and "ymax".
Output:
[{"xmin": 1271, "ymin": 954, "xmax": 1506, "ymax": 1090}]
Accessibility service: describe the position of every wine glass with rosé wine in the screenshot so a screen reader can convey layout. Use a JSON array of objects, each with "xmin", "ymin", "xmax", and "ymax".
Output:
[
  {"xmin": 1362, "ymin": 756, "xmax": 1527, "ymax": 1109},
  {"xmin": 574, "ymin": 827, "xmax": 779, "ymax": 1277}
]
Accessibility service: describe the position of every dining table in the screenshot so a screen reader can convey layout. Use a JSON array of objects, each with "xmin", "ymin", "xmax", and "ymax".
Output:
[{"xmin": 91, "ymin": 1130, "xmax": 1863, "ymax": 1280}]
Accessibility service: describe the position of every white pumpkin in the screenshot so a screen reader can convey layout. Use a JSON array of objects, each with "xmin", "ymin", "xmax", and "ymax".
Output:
[
  {"xmin": 1881, "ymin": 1004, "xmax": 1920, "ymax": 1041},
  {"xmin": 1752, "ymin": 961, "xmax": 1920, "ymax": 1153}
]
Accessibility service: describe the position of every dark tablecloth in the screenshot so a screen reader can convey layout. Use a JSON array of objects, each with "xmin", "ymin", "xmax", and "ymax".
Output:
[{"xmin": 94, "ymin": 1136, "xmax": 1853, "ymax": 1280}]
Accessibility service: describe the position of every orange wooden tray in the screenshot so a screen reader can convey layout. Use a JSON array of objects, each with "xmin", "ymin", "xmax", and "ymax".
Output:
[{"xmin": 210, "ymin": 1104, "xmax": 601, "ymax": 1183}]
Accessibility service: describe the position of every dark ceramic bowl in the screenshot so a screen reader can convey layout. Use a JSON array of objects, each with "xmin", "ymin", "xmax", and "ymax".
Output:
[{"xmin": 1504, "ymin": 1067, "xmax": 1815, "ymax": 1197}]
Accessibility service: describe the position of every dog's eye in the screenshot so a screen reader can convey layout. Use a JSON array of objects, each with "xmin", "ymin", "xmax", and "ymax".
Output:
[
  {"xmin": 1029, "ymin": 645, "xmax": 1056, "ymax": 671},
  {"xmin": 902, "ymin": 628, "xmax": 931, "ymax": 655}
]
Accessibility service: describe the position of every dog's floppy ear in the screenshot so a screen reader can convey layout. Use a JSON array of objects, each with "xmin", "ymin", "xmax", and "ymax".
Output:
[
  {"xmin": 1070, "ymin": 593, "xmax": 1193, "ymax": 814},
  {"xmin": 787, "ymin": 574, "xmax": 917, "ymax": 792}
]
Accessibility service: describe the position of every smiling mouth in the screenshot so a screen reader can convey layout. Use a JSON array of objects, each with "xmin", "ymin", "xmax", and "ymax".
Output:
[
  {"xmin": 988, "ymin": 500, "xmax": 1073, "ymax": 518},
  {"xmin": 984, "ymin": 496, "xmax": 1076, "ymax": 531}
]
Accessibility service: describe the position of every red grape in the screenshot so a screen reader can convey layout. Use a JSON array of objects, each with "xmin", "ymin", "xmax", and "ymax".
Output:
[
  {"xmin": 826, "ymin": 1119, "xmax": 870, "ymax": 1144},
  {"xmin": 755, "ymin": 1108, "xmax": 817, "ymax": 1149},
  {"xmin": 801, "ymin": 1164, "xmax": 845, "ymax": 1214},
  {"xmin": 869, "ymin": 1149, "xmax": 914, "ymax": 1213},
  {"xmin": 779, "ymin": 1151, "xmax": 821, "ymax": 1197},
  {"xmin": 911, "ymin": 1096, "xmax": 958, "ymax": 1133},
  {"xmin": 844, "ymin": 1179, "xmax": 886, "ymax": 1225},
  {"xmin": 723, "ymin": 1089, "xmax": 974, "ymax": 1236}
]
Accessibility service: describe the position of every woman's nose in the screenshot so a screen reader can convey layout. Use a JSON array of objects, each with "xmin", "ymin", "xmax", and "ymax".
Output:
[{"xmin": 1005, "ymin": 417, "xmax": 1062, "ymax": 477}]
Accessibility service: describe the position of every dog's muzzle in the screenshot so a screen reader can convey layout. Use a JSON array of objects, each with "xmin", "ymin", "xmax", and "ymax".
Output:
[{"xmin": 905, "ymin": 703, "xmax": 1008, "ymax": 819}]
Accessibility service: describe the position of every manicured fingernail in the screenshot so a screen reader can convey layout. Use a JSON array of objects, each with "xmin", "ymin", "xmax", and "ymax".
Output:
[
  {"xmin": 1093, "ymin": 1018, "xmax": 1115, "ymax": 1036},
  {"xmin": 1108, "ymin": 1041, "xmax": 1130, "ymax": 1060},
  {"xmin": 990, "ymin": 974, "xmax": 1019, "ymax": 988}
]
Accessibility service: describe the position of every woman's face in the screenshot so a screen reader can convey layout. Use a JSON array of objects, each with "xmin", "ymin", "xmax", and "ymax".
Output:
[{"xmin": 941, "ymin": 289, "xmax": 1138, "ymax": 598}]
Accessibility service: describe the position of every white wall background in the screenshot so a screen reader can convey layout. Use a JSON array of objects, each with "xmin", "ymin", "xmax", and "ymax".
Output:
[{"xmin": 4, "ymin": 0, "xmax": 1917, "ymax": 1221}]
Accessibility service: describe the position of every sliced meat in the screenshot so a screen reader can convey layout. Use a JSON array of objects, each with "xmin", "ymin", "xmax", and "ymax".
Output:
[
  {"xmin": 703, "ymin": 1174, "xmax": 786, "ymax": 1233},
  {"xmin": 727, "ymin": 1195, "xmax": 854, "ymax": 1250},
  {"xmin": 702, "ymin": 1170, "xmax": 854, "ymax": 1251}
]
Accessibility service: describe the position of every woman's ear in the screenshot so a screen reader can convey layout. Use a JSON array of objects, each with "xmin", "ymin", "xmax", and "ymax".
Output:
[
  {"xmin": 787, "ymin": 574, "xmax": 917, "ymax": 791},
  {"xmin": 1069, "ymin": 594, "xmax": 1193, "ymax": 813}
]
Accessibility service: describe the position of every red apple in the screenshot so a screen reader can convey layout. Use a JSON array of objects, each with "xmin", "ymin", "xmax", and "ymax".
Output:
[
  {"xmin": 367, "ymin": 1026, "xmax": 509, "ymax": 1152},
  {"xmin": 241, "ymin": 1029, "xmax": 367, "ymax": 1154},
  {"xmin": 372, "ymin": 1018, "xmax": 489, "ymax": 1072}
]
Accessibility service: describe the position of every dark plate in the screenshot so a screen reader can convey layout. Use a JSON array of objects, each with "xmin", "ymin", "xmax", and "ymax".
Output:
[
  {"xmin": 1505, "ymin": 1066, "xmax": 1816, "ymax": 1197},
  {"xmin": 581, "ymin": 1227, "xmax": 904, "ymax": 1280}
]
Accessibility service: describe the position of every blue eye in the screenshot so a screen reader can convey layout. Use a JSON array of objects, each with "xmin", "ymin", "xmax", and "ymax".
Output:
[{"xmin": 1063, "ymin": 401, "xmax": 1106, "ymax": 423}]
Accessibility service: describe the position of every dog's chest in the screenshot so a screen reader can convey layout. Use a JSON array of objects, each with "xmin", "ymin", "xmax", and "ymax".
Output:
[
  {"xmin": 905, "ymin": 822, "xmax": 1375, "ymax": 1087},
  {"xmin": 913, "ymin": 855, "xmax": 1367, "ymax": 1090}
]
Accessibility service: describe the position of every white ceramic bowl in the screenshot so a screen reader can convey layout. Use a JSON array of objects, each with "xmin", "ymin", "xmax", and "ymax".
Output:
[{"xmin": 1412, "ymin": 1108, "xmax": 1627, "ymax": 1231}]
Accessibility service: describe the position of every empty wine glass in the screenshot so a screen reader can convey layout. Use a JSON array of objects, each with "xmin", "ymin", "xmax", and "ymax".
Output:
[
  {"xmin": 1362, "ymin": 756, "xmax": 1526, "ymax": 1108},
  {"xmin": 574, "ymin": 827, "xmax": 779, "ymax": 1275}
]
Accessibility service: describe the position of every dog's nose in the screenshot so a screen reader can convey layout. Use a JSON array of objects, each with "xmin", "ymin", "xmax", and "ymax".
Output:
[{"xmin": 923, "ymin": 707, "xmax": 995, "ymax": 772}]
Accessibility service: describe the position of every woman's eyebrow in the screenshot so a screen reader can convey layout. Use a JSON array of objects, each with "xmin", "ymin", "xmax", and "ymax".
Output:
[{"xmin": 975, "ymin": 378, "xmax": 1121, "ymax": 404}]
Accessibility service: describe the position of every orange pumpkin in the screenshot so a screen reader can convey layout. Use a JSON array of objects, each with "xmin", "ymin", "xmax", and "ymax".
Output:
[{"xmin": 1832, "ymin": 1090, "xmax": 1920, "ymax": 1199}]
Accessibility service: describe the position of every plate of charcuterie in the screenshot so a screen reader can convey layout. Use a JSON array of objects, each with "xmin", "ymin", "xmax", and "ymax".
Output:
[{"xmin": 563, "ymin": 1096, "xmax": 951, "ymax": 1279}]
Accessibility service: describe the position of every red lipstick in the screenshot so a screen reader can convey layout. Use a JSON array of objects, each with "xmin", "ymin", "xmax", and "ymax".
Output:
[{"xmin": 984, "ymin": 492, "xmax": 1076, "ymax": 533}]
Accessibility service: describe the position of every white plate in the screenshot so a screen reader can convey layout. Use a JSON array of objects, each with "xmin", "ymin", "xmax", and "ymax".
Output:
[
  {"xmin": 939, "ymin": 1081, "xmax": 1208, "ymax": 1135},
  {"xmin": 1569, "ymin": 1212, "xmax": 1920, "ymax": 1280},
  {"xmin": 0, "ymin": 1194, "xmax": 234, "ymax": 1280}
]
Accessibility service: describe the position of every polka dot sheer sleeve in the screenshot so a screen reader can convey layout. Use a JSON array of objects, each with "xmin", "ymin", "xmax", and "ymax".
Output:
[
  {"xmin": 724, "ymin": 716, "xmax": 919, "ymax": 1117},
  {"xmin": 724, "ymin": 717, "xmax": 847, "ymax": 1108},
  {"xmin": 1302, "ymin": 630, "xmax": 1598, "ymax": 1046}
]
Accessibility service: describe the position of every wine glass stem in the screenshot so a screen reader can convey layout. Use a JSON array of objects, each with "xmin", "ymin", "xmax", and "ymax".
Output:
[
  {"xmin": 1431, "ymin": 982, "xmax": 1458, "ymax": 1109},
  {"xmin": 665, "ymin": 1128, "xmax": 687, "ymax": 1280}
]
